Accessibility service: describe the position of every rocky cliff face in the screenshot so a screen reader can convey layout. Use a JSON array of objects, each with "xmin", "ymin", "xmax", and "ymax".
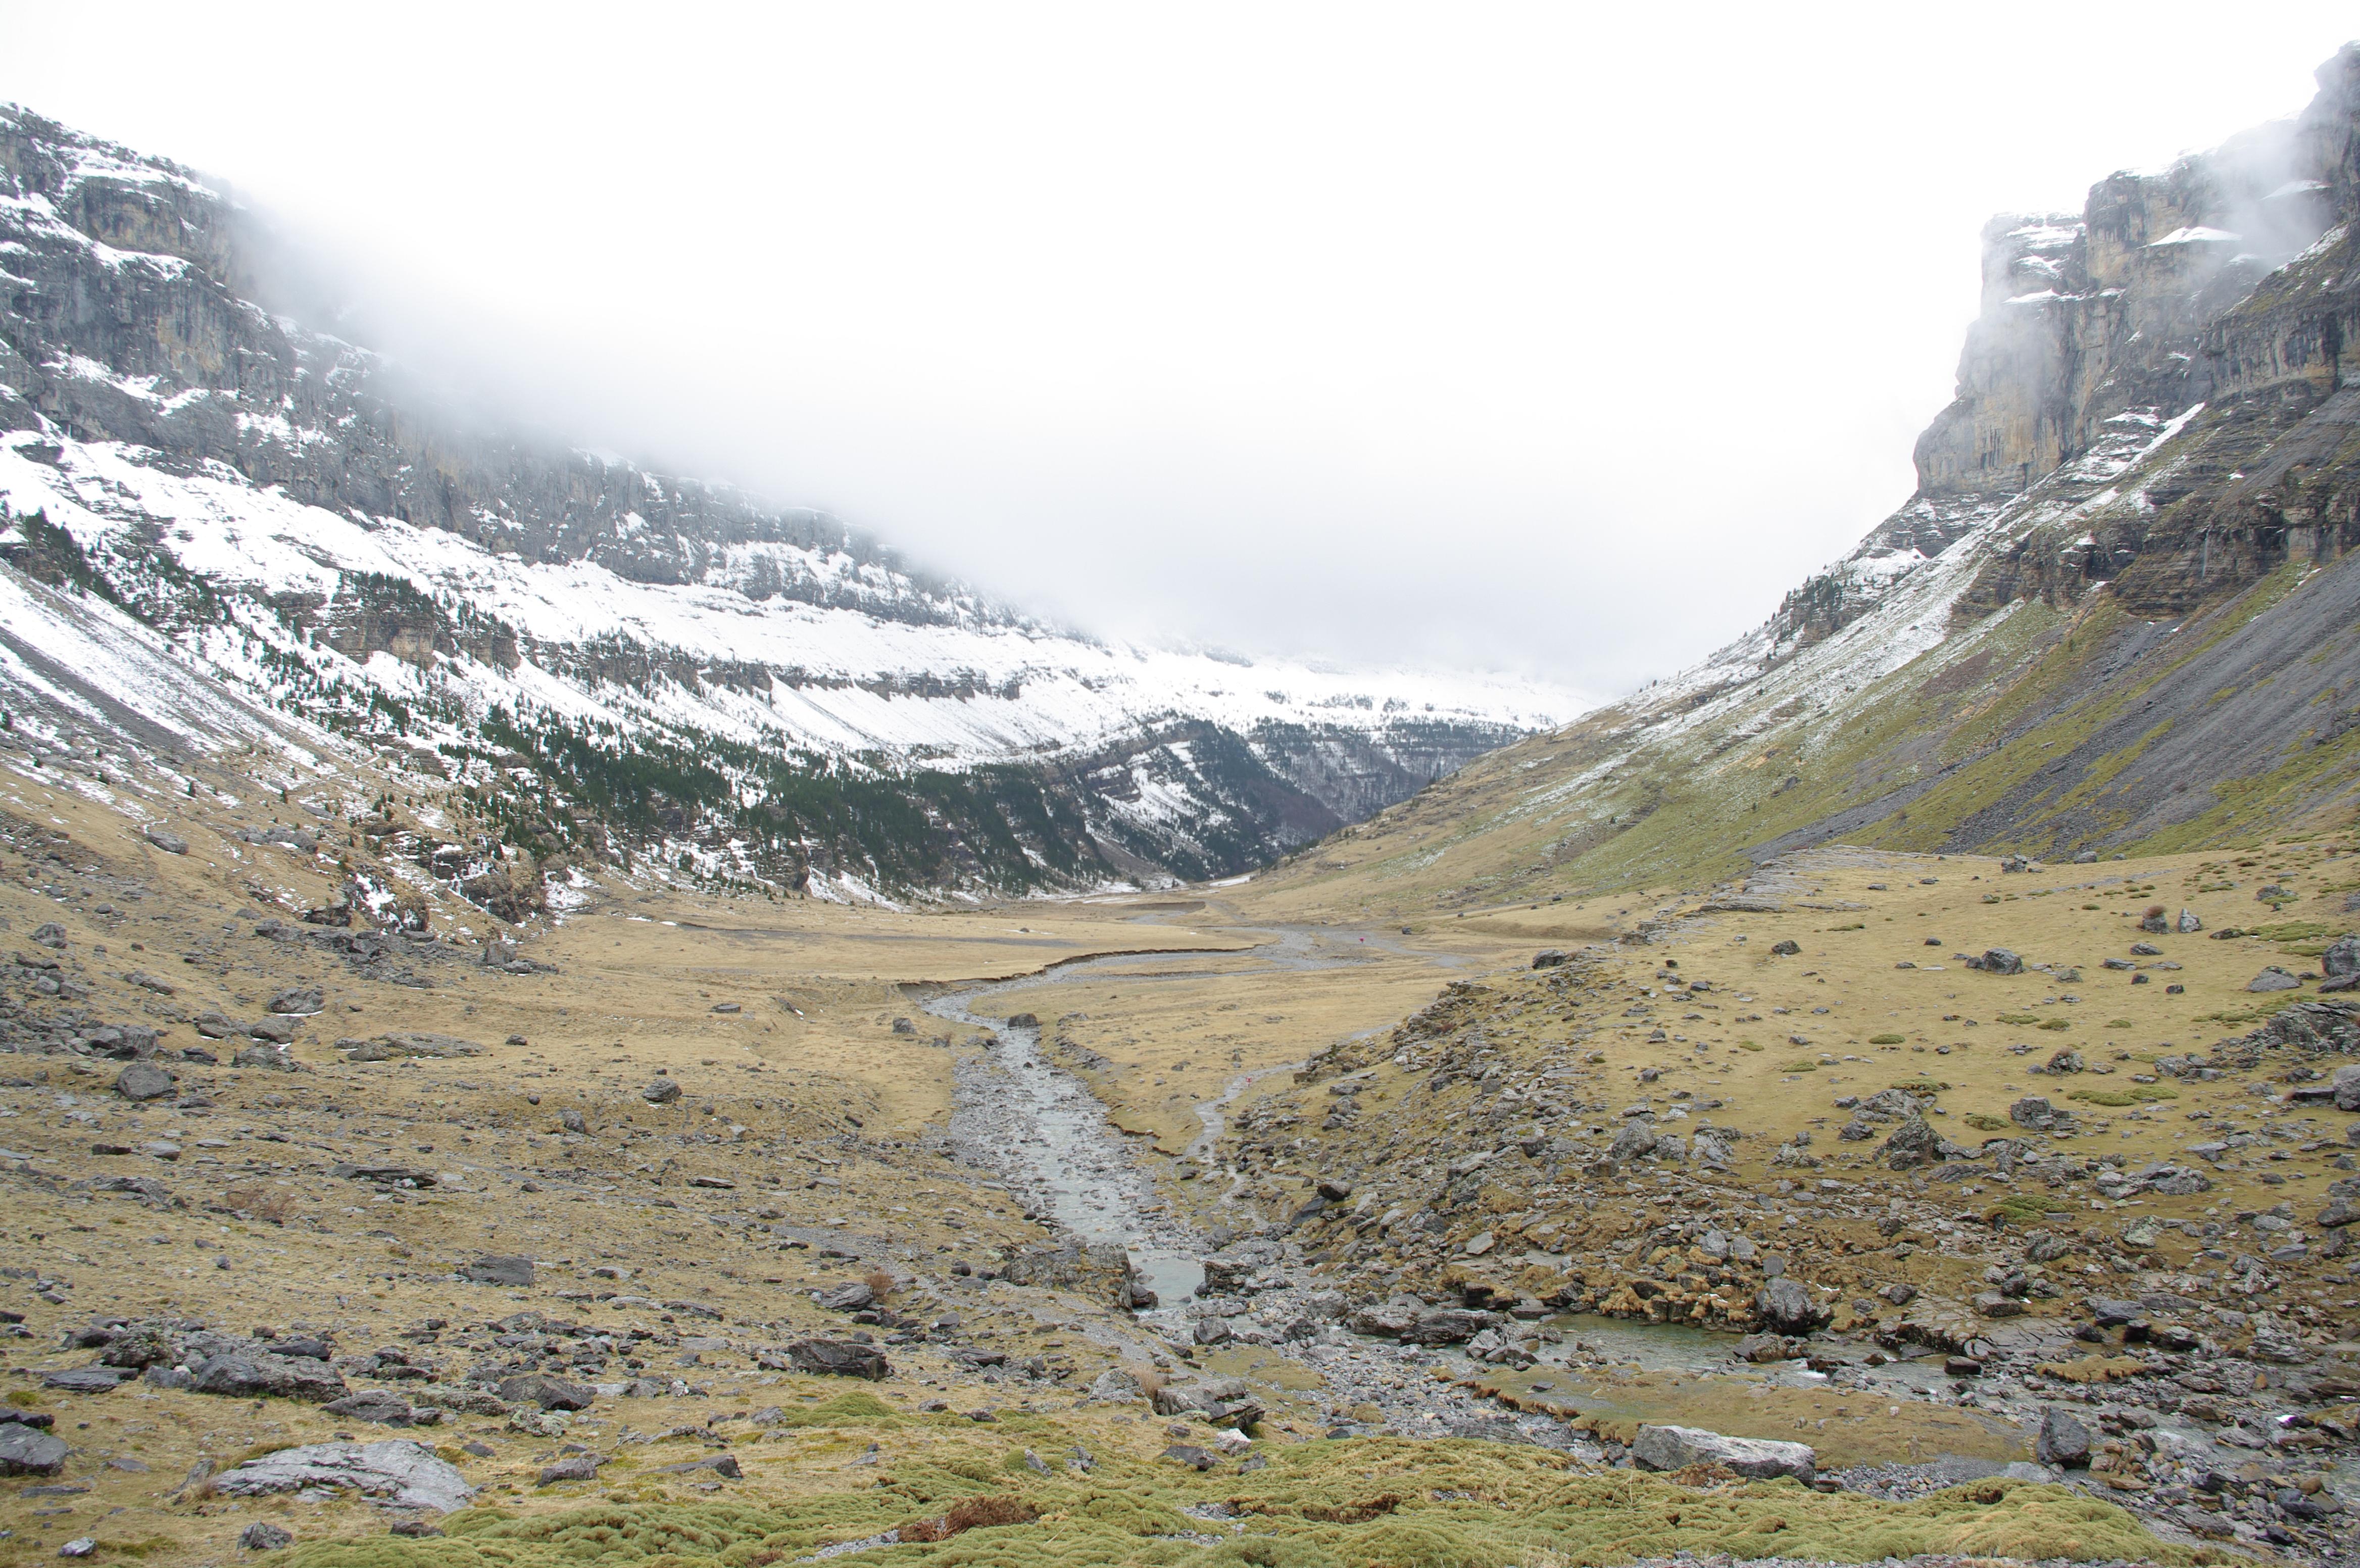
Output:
[
  {"xmin": 0, "ymin": 105, "xmax": 1576, "ymax": 902},
  {"xmin": 1255, "ymin": 45, "xmax": 2360, "ymax": 911}
]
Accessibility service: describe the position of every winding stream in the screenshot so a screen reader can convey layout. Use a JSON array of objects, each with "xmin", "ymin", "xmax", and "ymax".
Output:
[{"xmin": 918, "ymin": 931, "xmax": 2036, "ymax": 1461}]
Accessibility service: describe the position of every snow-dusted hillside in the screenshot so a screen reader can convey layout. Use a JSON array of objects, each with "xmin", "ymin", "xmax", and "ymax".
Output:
[{"xmin": 0, "ymin": 103, "xmax": 1586, "ymax": 899}]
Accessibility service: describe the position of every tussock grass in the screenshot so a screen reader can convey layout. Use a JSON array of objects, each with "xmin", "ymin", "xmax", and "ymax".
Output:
[{"xmin": 273, "ymin": 1435, "xmax": 2211, "ymax": 1568}]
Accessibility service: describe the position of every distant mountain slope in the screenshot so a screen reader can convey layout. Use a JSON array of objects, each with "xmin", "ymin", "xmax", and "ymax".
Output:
[
  {"xmin": 1254, "ymin": 44, "xmax": 2360, "ymax": 923},
  {"xmin": 0, "ymin": 105, "xmax": 1583, "ymax": 901}
]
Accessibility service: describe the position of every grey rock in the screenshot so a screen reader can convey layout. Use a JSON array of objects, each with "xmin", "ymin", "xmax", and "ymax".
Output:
[
  {"xmin": 1532, "ymin": 949, "xmax": 1570, "ymax": 969},
  {"xmin": 2318, "ymin": 1198, "xmax": 2360, "ymax": 1228},
  {"xmin": 266, "ymin": 987, "xmax": 323, "ymax": 1015},
  {"xmin": 1979, "ymin": 948, "xmax": 2024, "ymax": 975},
  {"xmin": 2010, "ymin": 1096, "xmax": 2071, "ymax": 1132},
  {"xmin": 460, "ymin": 1254, "xmax": 534, "ymax": 1288},
  {"xmin": 321, "ymin": 1390, "xmax": 414, "ymax": 1427},
  {"xmin": 2178, "ymin": 909, "xmax": 2203, "ymax": 934},
  {"xmin": 342, "ymin": 1033, "xmax": 481, "ymax": 1062},
  {"xmin": 235, "ymin": 1523, "xmax": 292, "ymax": 1553},
  {"xmin": 1754, "ymin": 1277, "xmax": 1828, "ymax": 1335},
  {"xmin": 1400, "ymin": 1307, "xmax": 1493, "ymax": 1346},
  {"xmin": 557, "ymin": 1108, "xmax": 587, "ymax": 1135},
  {"xmin": 536, "ymin": 1454, "xmax": 601, "ymax": 1485},
  {"xmin": 641, "ymin": 1077, "xmax": 681, "ymax": 1105},
  {"xmin": 113, "ymin": 1062, "xmax": 174, "ymax": 1102},
  {"xmin": 188, "ymin": 1352, "xmax": 346, "ymax": 1403},
  {"xmin": 42, "ymin": 1367, "xmax": 130, "ymax": 1393},
  {"xmin": 246, "ymin": 1015, "xmax": 300, "ymax": 1045},
  {"xmin": 784, "ymin": 1339, "xmax": 889, "ymax": 1380},
  {"xmin": 211, "ymin": 1440, "xmax": 473, "ymax": 1512},
  {"xmin": 813, "ymin": 1282, "xmax": 874, "ymax": 1311},
  {"xmin": 143, "ymin": 828, "xmax": 188, "ymax": 856},
  {"xmin": 655, "ymin": 1452, "xmax": 740, "ymax": 1479},
  {"xmin": 495, "ymin": 1372, "xmax": 592, "ymax": 1411},
  {"xmin": 1608, "ymin": 1122, "xmax": 1657, "ymax": 1162},
  {"xmin": 0, "ymin": 1423, "xmax": 69, "ymax": 1476},
  {"xmin": 2326, "ymin": 934, "xmax": 2360, "ymax": 978},
  {"xmin": 230, "ymin": 1044, "xmax": 293, "ymax": 1071},
  {"xmin": 1631, "ymin": 1424, "xmax": 1815, "ymax": 1483},
  {"xmin": 2248, "ymin": 968, "xmax": 2301, "ymax": 992},
  {"xmin": 2034, "ymin": 1407, "xmax": 2091, "ymax": 1467},
  {"xmin": 1882, "ymin": 1114, "xmax": 1944, "ymax": 1170},
  {"xmin": 31, "ymin": 922, "xmax": 66, "ymax": 949},
  {"xmin": 1088, "ymin": 1367, "xmax": 1145, "ymax": 1401}
]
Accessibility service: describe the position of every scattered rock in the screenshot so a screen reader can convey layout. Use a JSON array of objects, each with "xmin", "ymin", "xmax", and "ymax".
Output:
[
  {"xmin": 2248, "ymin": 968, "xmax": 2301, "ymax": 993},
  {"xmin": 235, "ymin": 1522, "xmax": 292, "ymax": 1553},
  {"xmin": 143, "ymin": 828, "xmax": 189, "ymax": 856},
  {"xmin": 1977, "ymin": 948, "xmax": 2024, "ymax": 975},
  {"xmin": 1532, "ymin": 950, "xmax": 1569, "ymax": 969},
  {"xmin": 641, "ymin": 1077, "xmax": 681, "ymax": 1105},
  {"xmin": 537, "ymin": 1454, "xmax": 602, "ymax": 1485},
  {"xmin": 1769, "ymin": 940, "xmax": 1800, "ymax": 957}
]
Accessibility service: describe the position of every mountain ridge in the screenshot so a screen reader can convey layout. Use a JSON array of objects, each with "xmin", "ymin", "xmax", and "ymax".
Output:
[
  {"xmin": 1248, "ymin": 43, "xmax": 2360, "ymax": 923},
  {"xmin": 0, "ymin": 101, "xmax": 1585, "ymax": 905}
]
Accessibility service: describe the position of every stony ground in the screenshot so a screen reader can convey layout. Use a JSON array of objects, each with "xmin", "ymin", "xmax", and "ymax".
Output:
[{"xmin": 0, "ymin": 737, "xmax": 2352, "ymax": 1566}]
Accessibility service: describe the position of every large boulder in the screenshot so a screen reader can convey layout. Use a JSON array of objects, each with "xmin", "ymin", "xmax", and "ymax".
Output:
[
  {"xmin": 1881, "ymin": 1115, "xmax": 1943, "ymax": 1170},
  {"xmin": 1608, "ymin": 1122, "xmax": 1658, "ymax": 1162},
  {"xmin": 2034, "ymin": 1407, "xmax": 2091, "ymax": 1467},
  {"xmin": 188, "ymin": 1351, "xmax": 347, "ymax": 1403},
  {"xmin": 113, "ymin": 1062, "xmax": 174, "ymax": 1102},
  {"xmin": 1977, "ymin": 948, "xmax": 2025, "ymax": 975},
  {"xmin": 1345, "ymin": 1298, "xmax": 1421, "ymax": 1338},
  {"xmin": 1753, "ymin": 1278, "xmax": 1828, "ymax": 1335},
  {"xmin": 0, "ymin": 1424, "xmax": 68, "ymax": 1476},
  {"xmin": 2009, "ymin": 1097, "xmax": 2071, "ymax": 1133},
  {"xmin": 785, "ymin": 1339, "xmax": 889, "ymax": 1380},
  {"xmin": 1632, "ymin": 1424, "xmax": 1815, "ymax": 1483},
  {"xmin": 1400, "ymin": 1308, "xmax": 1495, "ymax": 1346},
  {"xmin": 2326, "ymin": 934, "xmax": 2360, "ymax": 978},
  {"xmin": 209, "ymin": 1440, "xmax": 473, "ymax": 1512}
]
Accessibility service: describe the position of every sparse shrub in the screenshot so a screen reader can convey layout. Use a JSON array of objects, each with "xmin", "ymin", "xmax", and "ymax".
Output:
[{"xmin": 1868, "ymin": 1033, "xmax": 1905, "ymax": 1045}]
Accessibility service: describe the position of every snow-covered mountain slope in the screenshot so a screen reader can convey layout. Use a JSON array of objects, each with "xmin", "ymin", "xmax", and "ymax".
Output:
[
  {"xmin": 0, "ymin": 103, "xmax": 1586, "ymax": 900},
  {"xmin": 1250, "ymin": 44, "xmax": 2360, "ymax": 919}
]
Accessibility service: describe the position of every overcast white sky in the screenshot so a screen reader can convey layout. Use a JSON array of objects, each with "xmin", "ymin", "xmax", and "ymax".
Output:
[{"xmin": 6, "ymin": 4, "xmax": 2355, "ymax": 693}]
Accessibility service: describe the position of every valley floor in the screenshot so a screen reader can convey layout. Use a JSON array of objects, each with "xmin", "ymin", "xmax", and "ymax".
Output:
[{"xmin": 0, "ymin": 750, "xmax": 2353, "ymax": 1567}]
